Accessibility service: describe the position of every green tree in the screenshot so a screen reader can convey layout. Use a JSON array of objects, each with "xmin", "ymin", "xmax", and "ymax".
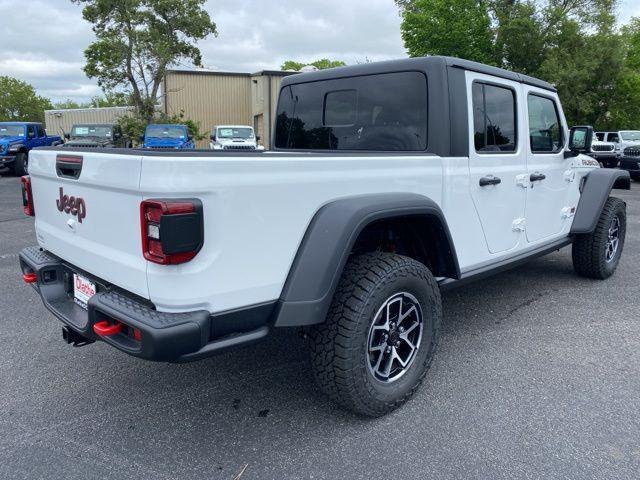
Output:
[
  {"xmin": 53, "ymin": 92, "xmax": 130, "ymax": 110},
  {"xmin": 0, "ymin": 76, "xmax": 52, "ymax": 123},
  {"xmin": 73, "ymin": 0, "xmax": 217, "ymax": 122},
  {"xmin": 399, "ymin": 0, "xmax": 494, "ymax": 64},
  {"xmin": 281, "ymin": 58, "xmax": 346, "ymax": 71}
]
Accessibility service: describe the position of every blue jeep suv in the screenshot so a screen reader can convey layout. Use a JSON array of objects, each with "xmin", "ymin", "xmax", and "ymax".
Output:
[
  {"xmin": 0, "ymin": 122, "xmax": 62, "ymax": 175},
  {"xmin": 142, "ymin": 124, "xmax": 195, "ymax": 149}
]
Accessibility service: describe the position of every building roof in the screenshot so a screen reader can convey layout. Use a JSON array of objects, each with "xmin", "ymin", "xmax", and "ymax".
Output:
[{"xmin": 165, "ymin": 68, "xmax": 295, "ymax": 78}]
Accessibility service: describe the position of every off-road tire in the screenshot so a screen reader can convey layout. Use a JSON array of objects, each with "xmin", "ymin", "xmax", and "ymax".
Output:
[
  {"xmin": 572, "ymin": 197, "xmax": 626, "ymax": 279},
  {"xmin": 308, "ymin": 252, "xmax": 442, "ymax": 417},
  {"xmin": 13, "ymin": 152, "xmax": 28, "ymax": 176}
]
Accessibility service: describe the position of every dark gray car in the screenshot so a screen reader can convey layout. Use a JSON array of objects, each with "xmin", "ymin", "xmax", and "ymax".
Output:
[{"xmin": 64, "ymin": 124, "xmax": 130, "ymax": 148}]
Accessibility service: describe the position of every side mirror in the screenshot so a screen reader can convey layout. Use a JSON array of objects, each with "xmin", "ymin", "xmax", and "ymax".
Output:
[
  {"xmin": 210, "ymin": 134, "xmax": 216, "ymax": 141},
  {"xmin": 64, "ymin": 133, "xmax": 70, "ymax": 140},
  {"xmin": 256, "ymin": 135, "xmax": 261, "ymax": 141},
  {"xmin": 568, "ymin": 126, "xmax": 593, "ymax": 153},
  {"xmin": 139, "ymin": 134, "xmax": 145, "ymax": 142}
]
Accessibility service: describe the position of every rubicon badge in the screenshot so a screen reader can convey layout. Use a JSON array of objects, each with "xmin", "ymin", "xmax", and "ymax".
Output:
[{"xmin": 56, "ymin": 187, "xmax": 86, "ymax": 223}]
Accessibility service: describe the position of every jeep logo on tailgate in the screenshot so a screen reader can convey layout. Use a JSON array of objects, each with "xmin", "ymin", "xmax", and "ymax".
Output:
[{"xmin": 56, "ymin": 187, "xmax": 86, "ymax": 223}]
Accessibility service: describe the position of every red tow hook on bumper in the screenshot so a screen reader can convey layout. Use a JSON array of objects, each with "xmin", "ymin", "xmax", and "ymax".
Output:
[
  {"xmin": 22, "ymin": 272, "xmax": 37, "ymax": 284},
  {"xmin": 93, "ymin": 321, "xmax": 123, "ymax": 336}
]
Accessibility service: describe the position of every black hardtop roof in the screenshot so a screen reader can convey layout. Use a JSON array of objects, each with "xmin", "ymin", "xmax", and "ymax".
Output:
[{"xmin": 280, "ymin": 55, "xmax": 556, "ymax": 92}]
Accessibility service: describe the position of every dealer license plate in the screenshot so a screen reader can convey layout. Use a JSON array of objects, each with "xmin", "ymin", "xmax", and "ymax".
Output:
[{"xmin": 73, "ymin": 274, "xmax": 96, "ymax": 310}]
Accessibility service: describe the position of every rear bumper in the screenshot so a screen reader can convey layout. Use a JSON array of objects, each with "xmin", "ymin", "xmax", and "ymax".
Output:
[{"xmin": 19, "ymin": 246, "xmax": 272, "ymax": 362}]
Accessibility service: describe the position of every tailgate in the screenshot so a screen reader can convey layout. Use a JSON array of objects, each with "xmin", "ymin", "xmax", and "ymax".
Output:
[{"xmin": 29, "ymin": 149, "xmax": 148, "ymax": 298}]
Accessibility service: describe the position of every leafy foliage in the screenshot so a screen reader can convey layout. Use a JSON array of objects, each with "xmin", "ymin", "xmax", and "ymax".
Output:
[
  {"xmin": 400, "ymin": 0, "xmax": 494, "ymax": 63},
  {"xmin": 397, "ymin": 0, "xmax": 640, "ymax": 129},
  {"xmin": 0, "ymin": 76, "xmax": 52, "ymax": 123},
  {"xmin": 117, "ymin": 110, "xmax": 205, "ymax": 146},
  {"xmin": 73, "ymin": 0, "xmax": 217, "ymax": 121},
  {"xmin": 281, "ymin": 58, "xmax": 346, "ymax": 71},
  {"xmin": 53, "ymin": 92, "xmax": 130, "ymax": 110}
]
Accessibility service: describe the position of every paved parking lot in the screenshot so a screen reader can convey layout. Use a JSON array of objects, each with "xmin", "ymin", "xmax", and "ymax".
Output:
[{"xmin": 0, "ymin": 171, "xmax": 639, "ymax": 480}]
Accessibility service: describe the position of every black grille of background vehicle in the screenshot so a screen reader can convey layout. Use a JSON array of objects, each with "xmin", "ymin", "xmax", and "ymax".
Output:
[
  {"xmin": 223, "ymin": 145, "xmax": 255, "ymax": 150},
  {"xmin": 592, "ymin": 144, "xmax": 614, "ymax": 152},
  {"xmin": 624, "ymin": 146, "xmax": 640, "ymax": 158}
]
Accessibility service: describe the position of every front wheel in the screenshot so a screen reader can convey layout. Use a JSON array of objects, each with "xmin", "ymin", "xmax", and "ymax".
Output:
[
  {"xmin": 13, "ymin": 152, "xmax": 28, "ymax": 176},
  {"xmin": 307, "ymin": 252, "xmax": 442, "ymax": 417},
  {"xmin": 572, "ymin": 197, "xmax": 626, "ymax": 279}
]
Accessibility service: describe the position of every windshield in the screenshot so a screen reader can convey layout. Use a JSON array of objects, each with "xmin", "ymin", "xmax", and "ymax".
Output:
[
  {"xmin": 0, "ymin": 124, "xmax": 25, "ymax": 137},
  {"xmin": 71, "ymin": 125, "xmax": 112, "ymax": 138},
  {"xmin": 620, "ymin": 131, "xmax": 640, "ymax": 141},
  {"xmin": 146, "ymin": 125, "xmax": 187, "ymax": 139},
  {"xmin": 217, "ymin": 127, "xmax": 254, "ymax": 139}
]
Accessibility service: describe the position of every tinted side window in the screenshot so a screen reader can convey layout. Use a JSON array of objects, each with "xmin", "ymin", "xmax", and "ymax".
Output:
[
  {"xmin": 275, "ymin": 72, "xmax": 428, "ymax": 151},
  {"xmin": 472, "ymin": 82, "xmax": 517, "ymax": 153},
  {"xmin": 608, "ymin": 133, "xmax": 619, "ymax": 143},
  {"xmin": 27, "ymin": 125, "xmax": 36, "ymax": 138},
  {"xmin": 595, "ymin": 132, "xmax": 605, "ymax": 141},
  {"xmin": 528, "ymin": 94, "xmax": 562, "ymax": 153}
]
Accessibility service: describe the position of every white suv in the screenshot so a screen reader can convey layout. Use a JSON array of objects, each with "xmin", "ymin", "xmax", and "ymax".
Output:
[
  {"xmin": 19, "ymin": 56, "xmax": 630, "ymax": 416},
  {"xmin": 209, "ymin": 125, "xmax": 264, "ymax": 150}
]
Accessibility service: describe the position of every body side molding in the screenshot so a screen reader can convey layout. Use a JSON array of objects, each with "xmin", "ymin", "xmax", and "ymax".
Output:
[
  {"xmin": 571, "ymin": 168, "xmax": 630, "ymax": 235},
  {"xmin": 274, "ymin": 193, "xmax": 460, "ymax": 327}
]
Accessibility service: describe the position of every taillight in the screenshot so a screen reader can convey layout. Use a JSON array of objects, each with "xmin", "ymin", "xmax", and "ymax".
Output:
[
  {"xmin": 140, "ymin": 199, "xmax": 204, "ymax": 265},
  {"xmin": 21, "ymin": 176, "xmax": 35, "ymax": 216}
]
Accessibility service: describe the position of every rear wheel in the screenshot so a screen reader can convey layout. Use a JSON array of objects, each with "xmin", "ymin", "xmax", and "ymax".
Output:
[
  {"xmin": 13, "ymin": 152, "xmax": 28, "ymax": 176},
  {"xmin": 572, "ymin": 197, "xmax": 626, "ymax": 279},
  {"xmin": 308, "ymin": 252, "xmax": 441, "ymax": 417}
]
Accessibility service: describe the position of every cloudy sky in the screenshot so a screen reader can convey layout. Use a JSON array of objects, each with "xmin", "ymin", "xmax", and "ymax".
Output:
[{"xmin": 2, "ymin": 0, "xmax": 639, "ymax": 103}]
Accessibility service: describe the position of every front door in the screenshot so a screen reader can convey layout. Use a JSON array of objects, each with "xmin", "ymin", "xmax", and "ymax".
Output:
[
  {"xmin": 523, "ymin": 88, "xmax": 572, "ymax": 243},
  {"xmin": 467, "ymin": 72, "xmax": 527, "ymax": 254}
]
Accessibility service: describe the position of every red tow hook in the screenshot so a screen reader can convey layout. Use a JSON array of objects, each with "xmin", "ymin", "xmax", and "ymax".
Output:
[
  {"xmin": 93, "ymin": 321, "xmax": 123, "ymax": 336},
  {"xmin": 22, "ymin": 272, "xmax": 37, "ymax": 284}
]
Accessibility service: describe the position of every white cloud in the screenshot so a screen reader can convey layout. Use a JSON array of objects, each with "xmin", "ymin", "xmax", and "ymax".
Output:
[{"xmin": 2, "ymin": 0, "xmax": 637, "ymax": 103}]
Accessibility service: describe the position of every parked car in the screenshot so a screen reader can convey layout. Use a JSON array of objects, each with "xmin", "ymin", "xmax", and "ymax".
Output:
[
  {"xmin": 19, "ymin": 56, "xmax": 630, "ymax": 417},
  {"xmin": 617, "ymin": 130, "xmax": 640, "ymax": 180},
  {"xmin": 0, "ymin": 122, "xmax": 62, "ymax": 175},
  {"xmin": 141, "ymin": 124, "xmax": 194, "ymax": 149},
  {"xmin": 590, "ymin": 133, "xmax": 618, "ymax": 168},
  {"xmin": 64, "ymin": 124, "xmax": 131, "ymax": 149},
  {"xmin": 210, "ymin": 125, "xmax": 264, "ymax": 150}
]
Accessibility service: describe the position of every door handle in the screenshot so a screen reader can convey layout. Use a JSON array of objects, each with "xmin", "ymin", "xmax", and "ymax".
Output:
[
  {"xmin": 479, "ymin": 175, "xmax": 502, "ymax": 187},
  {"xmin": 530, "ymin": 172, "xmax": 546, "ymax": 182}
]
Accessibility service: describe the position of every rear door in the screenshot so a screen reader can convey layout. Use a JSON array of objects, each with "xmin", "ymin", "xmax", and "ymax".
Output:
[
  {"xmin": 467, "ymin": 72, "xmax": 527, "ymax": 254},
  {"xmin": 28, "ymin": 149, "xmax": 148, "ymax": 298},
  {"xmin": 523, "ymin": 88, "xmax": 572, "ymax": 243}
]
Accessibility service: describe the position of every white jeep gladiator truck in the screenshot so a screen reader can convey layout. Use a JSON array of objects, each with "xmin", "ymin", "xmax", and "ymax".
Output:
[{"xmin": 19, "ymin": 57, "xmax": 630, "ymax": 417}]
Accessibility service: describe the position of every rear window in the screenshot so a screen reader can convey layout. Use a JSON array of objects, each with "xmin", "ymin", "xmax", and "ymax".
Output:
[{"xmin": 274, "ymin": 71, "xmax": 428, "ymax": 151}]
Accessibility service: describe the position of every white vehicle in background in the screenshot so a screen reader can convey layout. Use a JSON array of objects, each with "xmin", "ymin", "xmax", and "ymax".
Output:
[
  {"xmin": 618, "ymin": 130, "xmax": 640, "ymax": 180},
  {"xmin": 591, "ymin": 132, "xmax": 618, "ymax": 168},
  {"xmin": 209, "ymin": 125, "xmax": 264, "ymax": 150}
]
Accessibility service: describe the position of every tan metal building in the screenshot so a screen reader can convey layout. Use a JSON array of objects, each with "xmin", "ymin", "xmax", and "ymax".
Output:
[
  {"xmin": 45, "ymin": 106, "xmax": 134, "ymax": 137},
  {"xmin": 44, "ymin": 69, "xmax": 294, "ymax": 149},
  {"xmin": 163, "ymin": 69, "xmax": 293, "ymax": 149}
]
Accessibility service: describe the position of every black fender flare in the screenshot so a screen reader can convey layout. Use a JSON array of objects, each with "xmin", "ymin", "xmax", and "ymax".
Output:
[
  {"xmin": 273, "ymin": 193, "xmax": 460, "ymax": 327},
  {"xmin": 571, "ymin": 168, "xmax": 630, "ymax": 235}
]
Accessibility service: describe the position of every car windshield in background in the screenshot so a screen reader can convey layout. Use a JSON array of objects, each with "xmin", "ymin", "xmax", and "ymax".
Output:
[
  {"xmin": 72, "ymin": 125, "xmax": 112, "ymax": 138},
  {"xmin": 146, "ymin": 126, "xmax": 186, "ymax": 139},
  {"xmin": 217, "ymin": 127, "xmax": 253, "ymax": 139},
  {"xmin": 620, "ymin": 131, "xmax": 640, "ymax": 141},
  {"xmin": 0, "ymin": 125, "xmax": 25, "ymax": 137}
]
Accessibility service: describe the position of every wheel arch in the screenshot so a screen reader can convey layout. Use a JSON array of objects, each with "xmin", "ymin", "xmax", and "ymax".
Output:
[
  {"xmin": 571, "ymin": 168, "xmax": 630, "ymax": 235},
  {"xmin": 273, "ymin": 193, "xmax": 460, "ymax": 327}
]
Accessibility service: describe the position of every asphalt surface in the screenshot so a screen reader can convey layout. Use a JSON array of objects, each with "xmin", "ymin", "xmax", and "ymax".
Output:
[{"xmin": 1, "ymin": 170, "xmax": 639, "ymax": 480}]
